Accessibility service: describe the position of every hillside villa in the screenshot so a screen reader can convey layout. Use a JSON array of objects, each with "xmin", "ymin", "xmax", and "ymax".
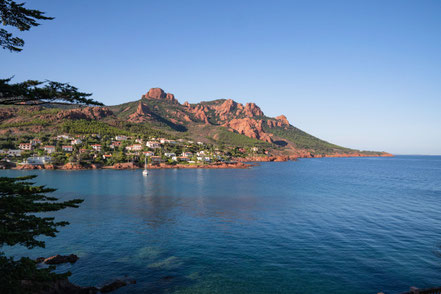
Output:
[
  {"xmin": 43, "ymin": 146, "xmax": 56, "ymax": 154},
  {"xmin": 19, "ymin": 143, "xmax": 33, "ymax": 150},
  {"xmin": 25, "ymin": 156, "xmax": 52, "ymax": 165}
]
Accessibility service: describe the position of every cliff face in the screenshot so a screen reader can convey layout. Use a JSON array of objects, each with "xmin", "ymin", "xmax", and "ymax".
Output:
[
  {"xmin": 142, "ymin": 88, "xmax": 179, "ymax": 104},
  {"xmin": 133, "ymin": 88, "xmax": 291, "ymax": 144},
  {"xmin": 128, "ymin": 102, "xmax": 151, "ymax": 122}
]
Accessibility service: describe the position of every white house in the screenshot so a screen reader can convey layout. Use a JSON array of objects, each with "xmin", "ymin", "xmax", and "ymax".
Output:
[
  {"xmin": 110, "ymin": 141, "xmax": 121, "ymax": 149},
  {"xmin": 160, "ymin": 139, "xmax": 177, "ymax": 144},
  {"xmin": 150, "ymin": 156, "xmax": 163, "ymax": 165},
  {"xmin": 91, "ymin": 144, "xmax": 102, "ymax": 151},
  {"xmin": 197, "ymin": 141, "xmax": 204, "ymax": 145},
  {"xmin": 62, "ymin": 145, "xmax": 73, "ymax": 152},
  {"xmin": 43, "ymin": 146, "xmax": 56, "ymax": 154},
  {"xmin": 25, "ymin": 156, "xmax": 52, "ymax": 165},
  {"xmin": 126, "ymin": 144, "xmax": 142, "ymax": 151},
  {"xmin": 71, "ymin": 139, "xmax": 82, "ymax": 145},
  {"xmin": 30, "ymin": 139, "xmax": 41, "ymax": 146},
  {"xmin": 146, "ymin": 141, "xmax": 161, "ymax": 149},
  {"xmin": 57, "ymin": 134, "xmax": 71, "ymax": 140},
  {"xmin": 132, "ymin": 144, "xmax": 143, "ymax": 151},
  {"xmin": 19, "ymin": 143, "xmax": 33, "ymax": 150},
  {"xmin": 181, "ymin": 152, "xmax": 193, "ymax": 157},
  {"xmin": 251, "ymin": 147, "xmax": 259, "ymax": 152},
  {"xmin": 7, "ymin": 149, "xmax": 22, "ymax": 157},
  {"xmin": 196, "ymin": 151, "xmax": 207, "ymax": 156},
  {"xmin": 115, "ymin": 135, "xmax": 128, "ymax": 141}
]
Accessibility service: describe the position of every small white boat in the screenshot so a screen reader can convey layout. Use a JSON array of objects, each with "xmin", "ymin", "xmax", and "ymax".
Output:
[{"xmin": 142, "ymin": 157, "xmax": 148, "ymax": 176}]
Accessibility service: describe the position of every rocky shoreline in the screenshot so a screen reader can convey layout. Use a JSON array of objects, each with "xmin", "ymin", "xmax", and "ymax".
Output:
[{"xmin": 235, "ymin": 152, "xmax": 394, "ymax": 162}]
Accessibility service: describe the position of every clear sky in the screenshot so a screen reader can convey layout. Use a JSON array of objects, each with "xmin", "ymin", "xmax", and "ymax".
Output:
[{"xmin": 1, "ymin": 0, "xmax": 440, "ymax": 155}]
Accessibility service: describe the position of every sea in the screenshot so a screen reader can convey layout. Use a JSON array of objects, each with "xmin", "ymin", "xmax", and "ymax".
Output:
[{"xmin": 2, "ymin": 155, "xmax": 441, "ymax": 294}]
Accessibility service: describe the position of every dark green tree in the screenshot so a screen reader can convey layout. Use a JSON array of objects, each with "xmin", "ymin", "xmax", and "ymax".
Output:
[
  {"xmin": 0, "ymin": 175, "xmax": 83, "ymax": 293},
  {"xmin": 0, "ymin": 0, "xmax": 53, "ymax": 52},
  {"xmin": 0, "ymin": 77, "xmax": 103, "ymax": 106},
  {"xmin": 0, "ymin": 1, "xmax": 102, "ymax": 106}
]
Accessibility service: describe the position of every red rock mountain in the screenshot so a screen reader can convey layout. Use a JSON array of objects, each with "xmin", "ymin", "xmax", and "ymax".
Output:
[
  {"xmin": 0, "ymin": 87, "xmax": 391, "ymax": 157},
  {"xmin": 136, "ymin": 88, "xmax": 291, "ymax": 143}
]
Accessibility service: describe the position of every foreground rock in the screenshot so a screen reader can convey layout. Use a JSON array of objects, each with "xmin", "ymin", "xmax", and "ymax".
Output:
[
  {"xmin": 25, "ymin": 278, "xmax": 136, "ymax": 294},
  {"xmin": 31, "ymin": 255, "xmax": 136, "ymax": 293},
  {"xmin": 36, "ymin": 254, "xmax": 79, "ymax": 265},
  {"xmin": 22, "ymin": 279, "xmax": 98, "ymax": 294},
  {"xmin": 100, "ymin": 279, "xmax": 136, "ymax": 293}
]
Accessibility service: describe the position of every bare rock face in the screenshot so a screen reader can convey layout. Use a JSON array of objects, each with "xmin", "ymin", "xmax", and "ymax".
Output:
[
  {"xmin": 61, "ymin": 163, "xmax": 83, "ymax": 170},
  {"xmin": 276, "ymin": 115, "xmax": 289, "ymax": 126},
  {"xmin": 192, "ymin": 104, "xmax": 210, "ymax": 124},
  {"xmin": 244, "ymin": 103, "xmax": 264, "ymax": 117},
  {"xmin": 56, "ymin": 107, "xmax": 113, "ymax": 120},
  {"xmin": 266, "ymin": 115, "xmax": 290, "ymax": 129},
  {"xmin": 215, "ymin": 99, "xmax": 238, "ymax": 120},
  {"xmin": 143, "ymin": 88, "xmax": 179, "ymax": 104},
  {"xmin": 128, "ymin": 101, "xmax": 151, "ymax": 122},
  {"xmin": 145, "ymin": 87, "xmax": 166, "ymax": 99},
  {"xmin": 112, "ymin": 162, "xmax": 137, "ymax": 169},
  {"xmin": 224, "ymin": 118, "xmax": 273, "ymax": 143}
]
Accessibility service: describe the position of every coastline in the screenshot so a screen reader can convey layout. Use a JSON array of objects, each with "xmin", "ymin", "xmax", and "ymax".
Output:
[
  {"xmin": 235, "ymin": 152, "xmax": 394, "ymax": 162},
  {"xmin": 7, "ymin": 152, "xmax": 393, "ymax": 171}
]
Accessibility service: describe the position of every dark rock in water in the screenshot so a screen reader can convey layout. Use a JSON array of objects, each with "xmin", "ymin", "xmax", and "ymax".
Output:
[
  {"xmin": 39, "ymin": 254, "xmax": 79, "ymax": 264},
  {"xmin": 100, "ymin": 279, "xmax": 136, "ymax": 293},
  {"xmin": 161, "ymin": 275, "xmax": 175, "ymax": 281},
  {"xmin": 22, "ymin": 278, "xmax": 98, "ymax": 294},
  {"xmin": 24, "ymin": 278, "xmax": 136, "ymax": 293}
]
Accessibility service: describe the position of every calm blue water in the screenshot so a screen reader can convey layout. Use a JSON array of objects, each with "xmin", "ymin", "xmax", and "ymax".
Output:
[{"xmin": 2, "ymin": 156, "xmax": 441, "ymax": 293}]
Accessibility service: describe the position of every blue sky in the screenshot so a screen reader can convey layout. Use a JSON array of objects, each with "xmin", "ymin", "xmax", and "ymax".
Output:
[{"xmin": 1, "ymin": 0, "xmax": 440, "ymax": 155}]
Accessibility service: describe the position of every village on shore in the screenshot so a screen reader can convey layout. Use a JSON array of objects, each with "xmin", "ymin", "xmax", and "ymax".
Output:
[{"xmin": 0, "ymin": 133, "xmax": 273, "ymax": 170}]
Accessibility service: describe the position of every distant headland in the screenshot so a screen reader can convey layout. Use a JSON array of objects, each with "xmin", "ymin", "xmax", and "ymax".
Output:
[{"xmin": 0, "ymin": 87, "xmax": 392, "ymax": 170}]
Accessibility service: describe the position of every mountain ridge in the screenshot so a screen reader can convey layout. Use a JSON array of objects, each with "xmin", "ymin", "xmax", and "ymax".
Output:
[{"xmin": 0, "ymin": 87, "xmax": 392, "ymax": 158}]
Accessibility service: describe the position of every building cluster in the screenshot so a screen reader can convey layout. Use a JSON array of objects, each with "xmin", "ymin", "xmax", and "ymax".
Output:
[{"xmin": 0, "ymin": 133, "xmax": 258, "ymax": 166}]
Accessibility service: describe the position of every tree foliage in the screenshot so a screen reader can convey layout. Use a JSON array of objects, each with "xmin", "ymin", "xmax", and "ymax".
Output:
[
  {"xmin": 0, "ymin": 0, "xmax": 53, "ymax": 52},
  {"xmin": 0, "ymin": 175, "xmax": 83, "ymax": 293},
  {"xmin": 1, "ymin": 2, "xmax": 102, "ymax": 106},
  {"xmin": 0, "ymin": 77, "xmax": 103, "ymax": 106},
  {"xmin": 0, "ymin": 175, "xmax": 83, "ymax": 248}
]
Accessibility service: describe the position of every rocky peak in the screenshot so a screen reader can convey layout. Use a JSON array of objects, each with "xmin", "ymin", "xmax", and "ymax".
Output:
[
  {"xmin": 244, "ymin": 103, "xmax": 264, "ymax": 117},
  {"xmin": 128, "ymin": 101, "xmax": 151, "ymax": 123},
  {"xmin": 213, "ymin": 99, "xmax": 239, "ymax": 120},
  {"xmin": 142, "ymin": 88, "xmax": 179, "ymax": 104},
  {"xmin": 276, "ymin": 115, "xmax": 289, "ymax": 126}
]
